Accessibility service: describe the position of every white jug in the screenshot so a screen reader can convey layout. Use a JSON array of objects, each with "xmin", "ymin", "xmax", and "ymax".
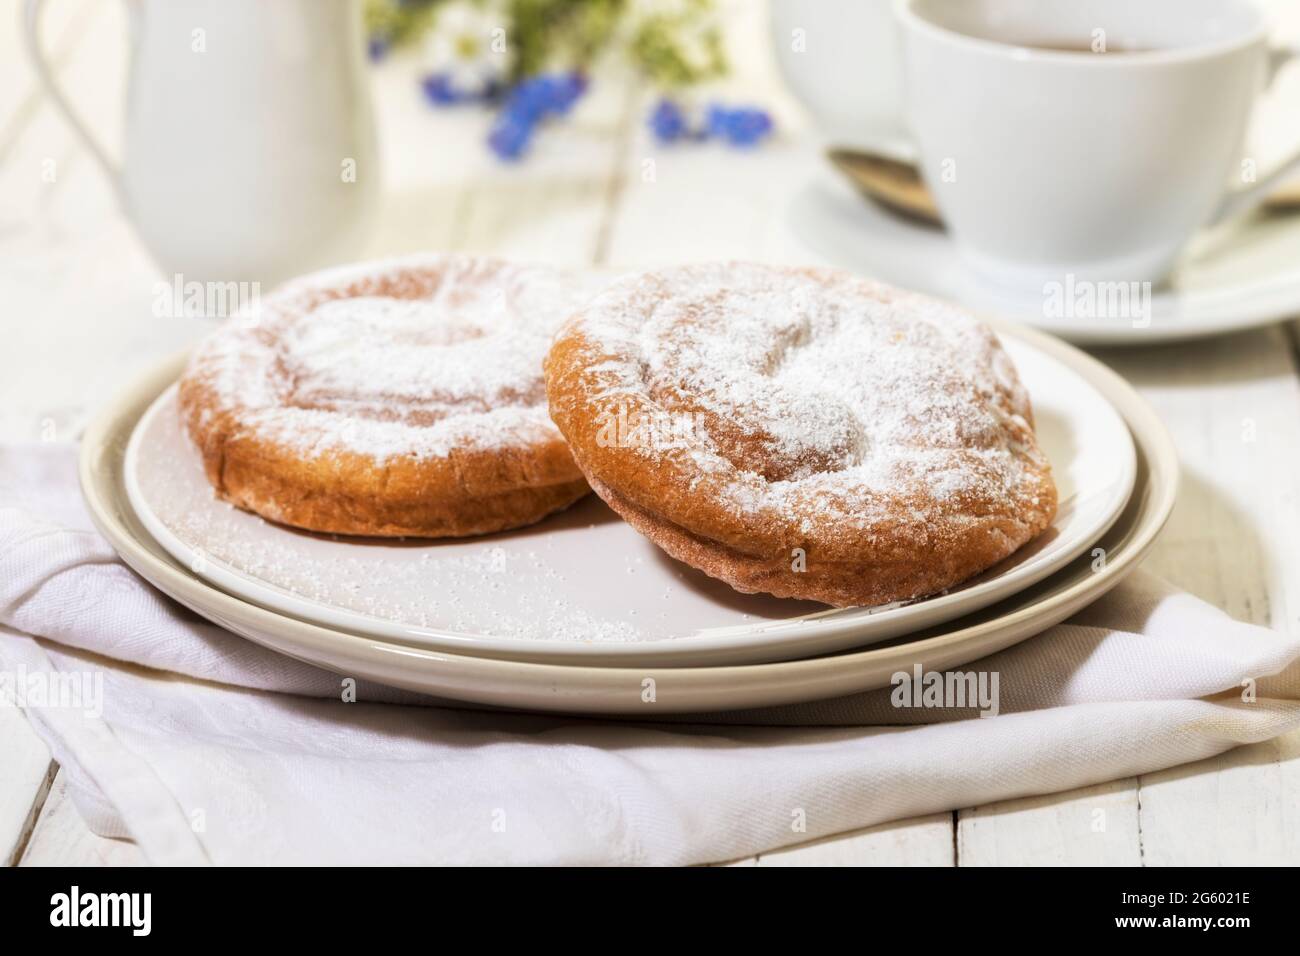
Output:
[{"xmin": 24, "ymin": 0, "xmax": 380, "ymax": 287}]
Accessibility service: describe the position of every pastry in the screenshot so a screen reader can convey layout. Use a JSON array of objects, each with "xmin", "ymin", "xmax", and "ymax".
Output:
[
  {"xmin": 544, "ymin": 262, "xmax": 1057, "ymax": 607},
  {"xmin": 180, "ymin": 254, "xmax": 594, "ymax": 537}
]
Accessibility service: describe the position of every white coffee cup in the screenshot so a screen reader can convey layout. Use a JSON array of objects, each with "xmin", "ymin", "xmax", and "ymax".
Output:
[
  {"xmin": 895, "ymin": 0, "xmax": 1300, "ymax": 288},
  {"xmin": 769, "ymin": 0, "xmax": 912, "ymax": 158}
]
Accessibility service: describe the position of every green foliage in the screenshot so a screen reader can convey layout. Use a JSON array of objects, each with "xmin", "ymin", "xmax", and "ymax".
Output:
[
  {"xmin": 365, "ymin": 0, "xmax": 437, "ymax": 47},
  {"xmin": 502, "ymin": 0, "xmax": 620, "ymax": 80},
  {"xmin": 629, "ymin": 0, "xmax": 726, "ymax": 89},
  {"xmin": 365, "ymin": 0, "xmax": 728, "ymax": 88}
]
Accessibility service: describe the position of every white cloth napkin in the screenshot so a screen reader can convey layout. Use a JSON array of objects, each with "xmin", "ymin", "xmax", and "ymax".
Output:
[{"xmin": 3, "ymin": 444, "xmax": 1299, "ymax": 865}]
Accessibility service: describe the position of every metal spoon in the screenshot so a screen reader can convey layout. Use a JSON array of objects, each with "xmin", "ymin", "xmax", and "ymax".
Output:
[
  {"xmin": 827, "ymin": 147, "xmax": 1300, "ymax": 226},
  {"xmin": 825, "ymin": 148, "xmax": 942, "ymax": 226}
]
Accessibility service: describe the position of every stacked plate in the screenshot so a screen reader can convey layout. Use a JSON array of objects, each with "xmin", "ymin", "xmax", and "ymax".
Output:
[{"xmin": 80, "ymin": 319, "xmax": 1177, "ymax": 715}]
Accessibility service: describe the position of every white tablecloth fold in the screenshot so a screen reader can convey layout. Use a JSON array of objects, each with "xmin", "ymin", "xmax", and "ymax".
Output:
[{"xmin": 2, "ymin": 445, "xmax": 1298, "ymax": 865}]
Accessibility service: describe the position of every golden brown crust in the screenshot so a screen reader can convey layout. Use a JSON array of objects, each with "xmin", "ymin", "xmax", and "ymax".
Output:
[
  {"xmin": 179, "ymin": 255, "xmax": 593, "ymax": 538},
  {"xmin": 179, "ymin": 387, "xmax": 590, "ymax": 536},
  {"xmin": 544, "ymin": 263, "xmax": 1058, "ymax": 607},
  {"xmin": 587, "ymin": 476, "xmax": 1048, "ymax": 608}
]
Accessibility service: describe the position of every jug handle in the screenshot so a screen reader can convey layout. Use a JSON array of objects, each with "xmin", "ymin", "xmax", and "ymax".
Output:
[
  {"xmin": 22, "ymin": 0, "xmax": 125, "ymax": 205},
  {"xmin": 1212, "ymin": 45, "xmax": 1300, "ymax": 225}
]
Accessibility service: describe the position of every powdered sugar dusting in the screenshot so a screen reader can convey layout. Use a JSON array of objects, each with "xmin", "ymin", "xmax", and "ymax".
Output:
[
  {"xmin": 185, "ymin": 254, "xmax": 604, "ymax": 462},
  {"xmin": 569, "ymin": 263, "xmax": 1048, "ymax": 534}
]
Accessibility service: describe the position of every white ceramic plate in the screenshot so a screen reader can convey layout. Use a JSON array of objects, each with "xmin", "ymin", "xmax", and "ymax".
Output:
[
  {"xmin": 79, "ymin": 328, "xmax": 1178, "ymax": 715},
  {"xmin": 790, "ymin": 170, "xmax": 1300, "ymax": 346},
  {"xmin": 123, "ymin": 329, "xmax": 1135, "ymax": 667}
]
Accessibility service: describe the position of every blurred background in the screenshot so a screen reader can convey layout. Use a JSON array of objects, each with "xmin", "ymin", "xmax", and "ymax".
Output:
[
  {"xmin": 1, "ymin": 0, "xmax": 796, "ymax": 444},
  {"xmin": 2, "ymin": 0, "xmax": 1299, "ymax": 445}
]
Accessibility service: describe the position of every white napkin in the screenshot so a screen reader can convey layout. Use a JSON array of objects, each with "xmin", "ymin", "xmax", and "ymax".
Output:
[{"xmin": 3, "ymin": 444, "xmax": 1299, "ymax": 865}]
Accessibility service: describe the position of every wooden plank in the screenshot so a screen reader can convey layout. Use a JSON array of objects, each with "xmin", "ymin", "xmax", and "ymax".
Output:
[
  {"xmin": 0, "ymin": 705, "xmax": 56, "ymax": 866},
  {"xmin": 1138, "ymin": 729, "xmax": 1300, "ymax": 865},
  {"xmin": 1102, "ymin": 328, "xmax": 1300, "ymax": 623},
  {"xmin": 754, "ymin": 813, "xmax": 955, "ymax": 867},
  {"xmin": 959, "ymin": 328, "xmax": 1300, "ymax": 865},
  {"xmin": 958, "ymin": 781, "xmax": 1142, "ymax": 867},
  {"xmin": 1105, "ymin": 327, "xmax": 1300, "ymax": 865},
  {"xmin": 19, "ymin": 771, "xmax": 147, "ymax": 867}
]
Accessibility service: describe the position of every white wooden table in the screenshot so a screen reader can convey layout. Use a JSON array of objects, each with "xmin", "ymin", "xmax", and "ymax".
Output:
[{"xmin": 3, "ymin": 0, "xmax": 1300, "ymax": 867}]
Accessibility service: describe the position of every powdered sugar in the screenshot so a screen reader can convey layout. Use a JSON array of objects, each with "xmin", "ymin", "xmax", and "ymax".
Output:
[
  {"xmin": 185, "ymin": 254, "xmax": 603, "ymax": 462},
  {"xmin": 567, "ymin": 263, "xmax": 1047, "ymax": 531}
]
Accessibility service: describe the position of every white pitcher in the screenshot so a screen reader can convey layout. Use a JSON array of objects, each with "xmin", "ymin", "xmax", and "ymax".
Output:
[{"xmin": 24, "ymin": 0, "xmax": 380, "ymax": 287}]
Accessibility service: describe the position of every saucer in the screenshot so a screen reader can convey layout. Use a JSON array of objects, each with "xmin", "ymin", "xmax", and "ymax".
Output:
[{"xmin": 789, "ymin": 170, "xmax": 1300, "ymax": 346}]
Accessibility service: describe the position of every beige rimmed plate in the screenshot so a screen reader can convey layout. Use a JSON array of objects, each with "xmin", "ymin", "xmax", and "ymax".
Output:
[
  {"xmin": 122, "ymin": 331, "xmax": 1133, "ymax": 668},
  {"xmin": 79, "ymin": 320, "xmax": 1177, "ymax": 714}
]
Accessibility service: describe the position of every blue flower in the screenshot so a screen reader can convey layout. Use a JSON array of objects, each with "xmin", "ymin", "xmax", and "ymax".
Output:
[
  {"xmin": 549, "ymin": 72, "xmax": 588, "ymax": 114},
  {"xmin": 488, "ymin": 113, "xmax": 534, "ymax": 161},
  {"xmin": 368, "ymin": 35, "xmax": 391, "ymax": 62},
  {"xmin": 421, "ymin": 72, "xmax": 465, "ymax": 105},
  {"xmin": 706, "ymin": 104, "xmax": 773, "ymax": 148},
  {"xmin": 503, "ymin": 83, "xmax": 547, "ymax": 124},
  {"xmin": 504, "ymin": 71, "xmax": 587, "ymax": 123},
  {"xmin": 730, "ymin": 110, "xmax": 773, "ymax": 147},
  {"xmin": 649, "ymin": 99, "xmax": 687, "ymax": 143},
  {"xmin": 487, "ymin": 71, "xmax": 588, "ymax": 160},
  {"xmin": 649, "ymin": 100, "xmax": 773, "ymax": 148}
]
